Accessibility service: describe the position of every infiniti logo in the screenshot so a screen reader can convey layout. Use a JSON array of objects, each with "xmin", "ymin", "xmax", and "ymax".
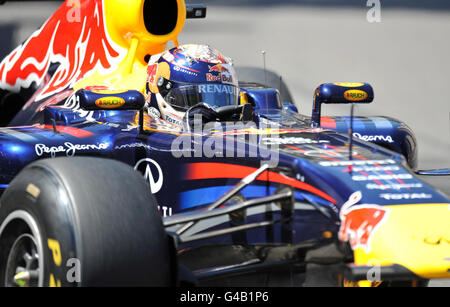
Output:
[
  {"xmin": 134, "ymin": 158, "xmax": 163, "ymax": 194},
  {"xmin": 422, "ymin": 236, "xmax": 450, "ymax": 246}
]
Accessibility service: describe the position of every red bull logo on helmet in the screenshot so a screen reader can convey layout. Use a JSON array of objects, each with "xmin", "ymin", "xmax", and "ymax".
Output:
[
  {"xmin": 0, "ymin": 0, "xmax": 126, "ymax": 101},
  {"xmin": 208, "ymin": 64, "xmax": 229, "ymax": 73},
  {"xmin": 206, "ymin": 64, "xmax": 234, "ymax": 84},
  {"xmin": 206, "ymin": 73, "xmax": 234, "ymax": 83},
  {"xmin": 338, "ymin": 191, "xmax": 390, "ymax": 252}
]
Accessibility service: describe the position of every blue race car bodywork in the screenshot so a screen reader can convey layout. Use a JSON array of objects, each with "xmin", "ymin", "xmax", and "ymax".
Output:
[
  {"xmin": 0, "ymin": 0, "xmax": 448, "ymax": 287},
  {"xmin": 0, "ymin": 82, "xmax": 448, "ymax": 285}
]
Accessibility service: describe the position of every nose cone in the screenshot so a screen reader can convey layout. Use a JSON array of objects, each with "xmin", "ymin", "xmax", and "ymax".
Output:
[{"xmin": 352, "ymin": 203, "xmax": 450, "ymax": 279}]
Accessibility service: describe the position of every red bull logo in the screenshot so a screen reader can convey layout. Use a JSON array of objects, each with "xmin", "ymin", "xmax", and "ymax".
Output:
[
  {"xmin": 0, "ymin": 0, "xmax": 126, "ymax": 101},
  {"xmin": 206, "ymin": 64, "xmax": 234, "ymax": 84},
  {"xmin": 209, "ymin": 64, "xmax": 229, "ymax": 73},
  {"xmin": 338, "ymin": 191, "xmax": 389, "ymax": 252}
]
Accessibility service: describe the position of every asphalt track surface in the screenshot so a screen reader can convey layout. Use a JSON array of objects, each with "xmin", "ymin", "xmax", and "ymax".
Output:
[{"xmin": 0, "ymin": 1, "xmax": 449, "ymax": 287}]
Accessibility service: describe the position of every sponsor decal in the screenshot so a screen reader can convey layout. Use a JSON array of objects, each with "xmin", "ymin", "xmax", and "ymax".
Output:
[
  {"xmin": 147, "ymin": 107, "xmax": 161, "ymax": 118},
  {"xmin": 422, "ymin": 235, "xmax": 450, "ymax": 246},
  {"xmin": 319, "ymin": 159, "xmax": 396, "ymax": 167},
  {"xmin": 338, "ymin": 191, "xmax": 389, "ymax": 252},
  {"xmin": 165, "ymin": 114, "xmax": 182, "ymax": 126},
  {"xmin": 158, "ymin": 205, "xmax": 173, "ymax": 217},
  {"xmin": 206, "ymin": 73, "xmax": 233, "ymax": 83},
  {"xmin": 212, "ymin": 127, "xmax": 325, "ymax": 136},
  {"xmin": 147, "ymin": 64, "xmax": 158, "ymax": 84},
  {"xmin": 347, "ymin": 165, "xmax": 400, "ymax": 172},
  {"xmin": 134, "ymin": 158, "xmax": 163, "ymax": 194},
  {"xmin": 379, "ymin": 193, "xmax": 433, "ymax": 200},
  {"xmin": 173, "ymin": 65, "xmax": 198, "ymax": 76},
  {"xmin": 95, "ymin": 96, "xmax": 125, "ymax": 109},
  {"xmin": 353, "ymin": 132, "xmax": 394, "ymax": 143},
  {"xmin": 96, "ymin": 121, "xmax": 120, "ymax": 128},
  {"xmin": 352, "ymin": 173, "xmax": 413, "ymax": 181},
  {"xmin": 198, "ymin": 84, "xmax": 235, "ymax": 95},
  {"xmin": 206, "ymin": 64, "xmax": 233, "ymax": 83},
  {"xmin": 206, "ymin": 73, "xmax": 220, "ymax": 82},
  {"xmin": 121, "ymin": 124, "xmax": 139, "ymax": 132},
  {"xmin": 366, "ymin": 182, "xmax": 423, "ymax": 190},
  {"xmin": 261, "ymin": 137, "xmax": 329, "ymax": 145},
  {"xmin": 115, "ymin": 143, "xmax": 152, "ymax": 151},
  {"xmin": 334, "ymin": 82, "xmax": 365, "ymax": 87},
  {"xmin": 304, "ymin": 149, "xmax": 358, "ymax": 158},
  {"xmin": 344, "ymin": 90, "xmax": 368, "ymax": 102},
  {"xmin": 148, "ymin": 61, "xmax": 171, "ymax": 94},
  {"xmin": 35, "ymin": 142, "xmax": 109, "ymax": 157}
]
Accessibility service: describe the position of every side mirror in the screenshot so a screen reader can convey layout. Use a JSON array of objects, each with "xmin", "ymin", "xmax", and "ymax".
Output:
[
  {"xmin": 311, "ymin": 82, "xmax": 374, "ymax": 127},
  {"xmin": 75, "ymin": 89, "xmax": 146, "ymax": 111}
]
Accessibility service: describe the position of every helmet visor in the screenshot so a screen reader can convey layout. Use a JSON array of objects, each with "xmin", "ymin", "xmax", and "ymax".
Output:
[{"xmin": 164, "ymin": 83, "xmax": 239, "ymax": 111}]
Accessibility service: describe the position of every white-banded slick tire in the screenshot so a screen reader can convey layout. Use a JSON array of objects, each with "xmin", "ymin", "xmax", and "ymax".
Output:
[{"xmin": 0, "ymin": 157, "xmax": 175, "ymax": 287}]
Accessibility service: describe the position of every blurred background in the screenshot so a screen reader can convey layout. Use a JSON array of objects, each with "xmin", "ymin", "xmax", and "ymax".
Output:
[
  {"xmin": 181, "ymin": 0, "xmax": 450, "ymax": 174},
  {"xmin": 0, "ymin": 0, "xmax": 449, "ymax": 285},
  {"xmin": 2, "ymin": 1, "xmax": 448, "ymax": 171}
]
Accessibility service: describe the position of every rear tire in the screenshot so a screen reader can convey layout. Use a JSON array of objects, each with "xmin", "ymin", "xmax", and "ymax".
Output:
[{"xmin": 0, "ymin": 157, "xmax": 175, "ymax": 286}]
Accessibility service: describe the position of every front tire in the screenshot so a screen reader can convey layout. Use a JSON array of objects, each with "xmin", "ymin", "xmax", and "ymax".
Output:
[{"xmin": 0, "ymin": 157, "xmax": 175, "ymax": 286}]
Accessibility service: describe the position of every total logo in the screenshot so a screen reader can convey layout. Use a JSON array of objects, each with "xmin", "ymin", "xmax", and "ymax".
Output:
[
  {"xmin": 379, "ymin": 193, "xmax": 433, "ymax": 201},
  {"xmin": 422, "ymin": 235, "xmax": 450, "ymax": 246},
  {"xmin": 134, "ymin": 158, "xmax": 164, "ymax": 194}
]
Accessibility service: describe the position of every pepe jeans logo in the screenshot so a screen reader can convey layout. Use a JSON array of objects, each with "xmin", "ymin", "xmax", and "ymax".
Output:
[
  {"xmin": 35, "ymin": 142, "xmax": 109, "ymax": 157},
  {"xmin": 134, "ymin": 158, "xmax": 164, "ymax": 194}
]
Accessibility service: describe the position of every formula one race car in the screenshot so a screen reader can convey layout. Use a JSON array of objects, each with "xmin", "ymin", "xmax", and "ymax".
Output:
[{"xmin": 0, "ymin": 0, "xmax": 448, "ymax": 287}]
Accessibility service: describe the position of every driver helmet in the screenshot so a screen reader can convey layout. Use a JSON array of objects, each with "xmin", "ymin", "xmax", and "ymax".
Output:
[{"xmin": 146, "ymin": 44, "xmax": 239, "ymax": 126}]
